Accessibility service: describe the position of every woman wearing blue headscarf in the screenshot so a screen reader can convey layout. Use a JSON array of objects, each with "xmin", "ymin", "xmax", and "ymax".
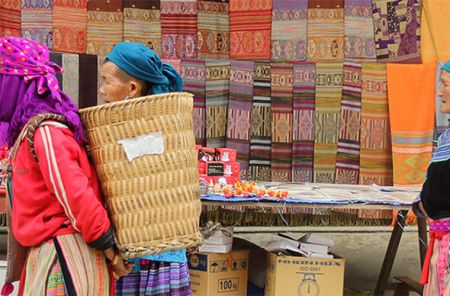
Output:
[{"xmin": 99, "ymin": 42, "xmax": 191, "ymax": 296}]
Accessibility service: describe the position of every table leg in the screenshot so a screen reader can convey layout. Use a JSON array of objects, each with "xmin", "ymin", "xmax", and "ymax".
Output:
[
  {"xmin": 374, "ymin": 210, "xmax": 408, "ymax": 296},
  {"xmin": 417, "ymin": 216, "xmax": 428, "ymax": 268}
]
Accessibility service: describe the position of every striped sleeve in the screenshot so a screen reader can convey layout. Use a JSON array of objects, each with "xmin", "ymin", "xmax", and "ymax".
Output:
[{"xmin": 34, "ymin": 125, "xmax": 113, "ymax": 245}]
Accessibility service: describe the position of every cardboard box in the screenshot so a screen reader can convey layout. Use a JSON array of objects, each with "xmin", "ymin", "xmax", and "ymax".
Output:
[
  {"xmin": 224, "ymin": 162, "xmax": 240, "ymax": 177},
  {"xmin": 188, "ymin": 250, "xmax": 249, "ymax": 296},
  {"xmin": 265, "ymin": 253, "xmax": 345, "ymax": 296},
  {"xmin": 199, "ymin": 147, "xmax": 215, "ymax": 162},
  {"xmin": 215, "ymin": 148, "xmax": 237, "ymax": 162}
]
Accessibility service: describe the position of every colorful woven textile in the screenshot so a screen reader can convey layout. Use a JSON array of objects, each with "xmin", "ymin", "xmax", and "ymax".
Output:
[
  {"xmin": 229, "ymin": 0, "xmax": 272, "ymax": 60},
  {"xmin": 123, "ymin": 0, "xmax": 161, "ymax": 56},
  {"xmin": 86, "ymin": 0, "xmax": 123, "ymax": 56},
  {"xmin": 197, "ymin": 0, "xmax": 229, "ymax": 59},
  {"xmin": 249, "ymin": 61, "xmax": 272, "ymax": 181},
  {"xmin": 344, "ymin": 0, "xmax": 376, "ymax": 61},
  {"xmin": 0, "ymin": 0, "xmax": 20, "ymax": 37},
  {"xmin": 46, "ymin": 258, "xmax": 66, "ymax": 296},
  {"xmin": 359, "ymin": 63, "xmax": 393, "ymax": 186},
  {"xmin": 162, "ymin": 58, "xmax": 182, "ymax": 74},
  {"xmin": 387, "ymin": 63, "xmax": 436, "ymax": 186},
  {"xmin": 421, "ymin": 0, "xmax": 450, "ymax": 64},
  {"xmin": 161, "ymin": 0, "xmax": 197, "ymax": 59},
  {"xmin": 271, "ymin": 62, "xmax": 293, "ymax": 182},
  {"xmin": 181, "ymin": 59, "xmax": 206, "ymax": 145},
  {"xmin": 21, "ymin": 0, "xmax": 53, "ymax": 49},
  {"xmin": 271, "ymin": 0, "xmax": 307, "ymax": 61},
  {"xmin": 307, "ymin": 0, "xmax": 344, "ymax": 62},
  {"xmin": 314, "ymin": 63, "xmax": 343, "ymax": 183},
  {"xmin": 62, "ymin": 53, "xmax": 80, "ymax": 107},
  {"xmin": 227, "ymin": 60, "xmax": 254, "ymax": 176},
  {"xmin": 205, "ymin": 60, "xmax": 230, "ymax": 148},
  {"xmin": 293, "ymin": 61, "xmax": 315, "ymax": 182},
  {"xmin": 52, "ymin": 0, "xmax": 87, "ymax": 53},
  {"xmin": 115, "ymin": 261, "xmax": 192, "ymax": 296},
  {"xmin": 372, "ymin": 0, "xmax": 421, "ymax": 63},
  {"xmin": 335, "ymin": 62, "xmax": 362, "ymax": 184}
]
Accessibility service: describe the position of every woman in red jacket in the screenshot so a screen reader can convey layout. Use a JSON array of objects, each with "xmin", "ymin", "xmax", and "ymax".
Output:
[{"xmin": 0, "ymin": 36, "xmax": 132, "ymax": 295}]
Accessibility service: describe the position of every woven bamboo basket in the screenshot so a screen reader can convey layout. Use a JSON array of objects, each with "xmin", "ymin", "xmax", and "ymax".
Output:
[{"xmin": 79, "ymin": 92, "xmax": 202, "ymax": 258}]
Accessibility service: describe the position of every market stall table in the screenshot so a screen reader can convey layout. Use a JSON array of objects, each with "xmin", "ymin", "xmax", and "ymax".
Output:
[{"xmin": 200, "ymin": 183, "xmax": 426, "ymax": 296}]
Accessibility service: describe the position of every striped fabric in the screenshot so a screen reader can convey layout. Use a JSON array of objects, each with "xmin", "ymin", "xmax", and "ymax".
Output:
[
  {"xmin": 62, "ymin": 53, "xmax": 80, "ymax": 107},
  {"xmin": 307, "ymin": 0, "xmax": 344, "ymax": 62},
  {"xmin": 205, "ymin": 60, "xmax": 230, "ymax": 148},
  {"xmin": 387, "ymin": 63, "xmax": 436, "ymax": 187},
  {"xmin": 293, "ymin": 62, "xmax": 315, "ymax": 183},
  {"xmin": 181, "ymin": 59, "xmax": 206, "ymax": 145},
  {"xmin": 46, "ymin": 258, "xmax": 66, "ymax": 296},
  {"xmin": 271, "ymin": 0, "xmax": 307, "ymax": 61},
  {"xmin": 197, "ymin": 0, "xmax": 229, "ymax": 59},
  {"xmin": 52, "ymin": 0, "xmax": 87, "ymax": 53},
  {"xmin": 21, "ymin": 0, "xmax": 53, "ymax": 49},
  {"xmin": 161, "ymin": 0, "xmax": 197, "ymax": 59},
  {"xmin": 249, "ymin": 62, "xmax": 272, "ymax": 181},
  {"xmin": 22, "ymin": 233, "xmax": 111, "ymax": 295},
  {"xmin": 344, "ymin": 0, "xmax": 376, "ymax": 61},
  {"xmin": 335, "ymin": 62, "xmax": 362, "ymax": 184},
  {"xmin": 227, "ymin": 60, "xmax": 254, "ymax": 177},
  {"xmin": 123, "ymin": 0, "xmax": 161, "ymax": 56},
  {"xmin": 0, "ymin": 0, "xmax": 20, "ymax": 37},
  {"xmin": 229, "ymin": 0, "xmax": 272, "ymax": 60},
  {"xmin": 115, "ymin": 261, "xmax": 192, "ymax": 296},
  {"xmin": 86, "ymin": 0, "xmax": 123, "ymax": 56},
  {"xmin": 271, "ymin": 62, "xmax": 293, "ymax": 182},
  {"xmin": 314, "ymin": 63, "xmax": 343, "ymax": 183},
  {"xmin": 359, "ymin": 63, "xmax": 393, "ymax": 186},
  {"xmin": 372, "ymin": 0, "xmax": 421, "ymax": 63}
]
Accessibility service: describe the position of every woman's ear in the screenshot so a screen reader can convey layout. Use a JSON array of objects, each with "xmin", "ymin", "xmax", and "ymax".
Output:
[{"xmin": 127, "ymin": 81, "xmax": 141, "ymax": 98}]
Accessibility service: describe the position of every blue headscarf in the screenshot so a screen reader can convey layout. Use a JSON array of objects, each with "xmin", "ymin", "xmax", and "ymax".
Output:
[
  {"xmin": 106, "ymin": 42, "xmax": 183, "ymax": 95},
  {"xmin": 443, "ymin": 60, "xmax": 450, "ymax": 73}
]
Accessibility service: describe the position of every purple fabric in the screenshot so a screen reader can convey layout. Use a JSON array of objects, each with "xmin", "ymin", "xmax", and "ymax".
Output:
[{"xmin": 272, "ymin": 0, "xmax": 307, "ymax": 10}]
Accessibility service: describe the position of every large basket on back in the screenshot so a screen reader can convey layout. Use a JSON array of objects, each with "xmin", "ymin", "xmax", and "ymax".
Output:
[{"xmin": 79, "ymin": 92, "xmax": 202, "ymax": 259}]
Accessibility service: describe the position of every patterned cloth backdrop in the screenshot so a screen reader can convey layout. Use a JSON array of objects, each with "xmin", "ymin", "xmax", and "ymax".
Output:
[
  {"xmin": 0, "ymin": 0, "xmax": 21, "ymax": 36},
  {"xmin": 62, "ymin": 53, "xmax": 80, "ymax": 106},
  {"xmin": 359, "ymin": 63, "xmax": 393, "ymax": 186},
  {"xmin": 205, "ymin": 59, "xmax": 230, "ymax": 148},
  {"xmin": 21, "ymin": 0, "xmax": 53, "ymax": 49},
  {"xmin": 227, "ymin": 60, "xmax": 254, "ymax": 177},
  {"xmin": 53, "ymin": 0, "xmax": 87, "ymax": 53},
  {"xmin": 123, "ymin": 0, "xmax": 161, "ymax": 56},
  {"xmin": 86, "ymin": 0, "xmax": 123, "ymax": 56},
  {"xmin": 293, "ymin": 62, "xmax": 316, "ymax": 183},
  {"xmin": 229, "ymin": 0, "xmax": 272, "ymax": 60},
  {"xmin": 271, "ymin": 62, "xmax": 294, "ymax": 182},
  {"xmin": 421, "ymin": 0, "xmax": 450, "ymax": 64},
  {"xmin": 387, "ymin": 63, "xmax": 436, "ymax": 187},
  {"xmin": 162, "ymin": 58, "xmax": 182, "ymax": 73},
  {"xmin": 344, "ymin": 0, "xmax": 376, "ymax": 61},
  {"xmin": 314, "ymin": 63, "xmax": 343, "ymax": 183},
  {"xmin": 161, "ymin": 0, "xmax": 197, "ymax": 59},
  {"xmin": 249, "ymin": 61, "xmax": 272, "ymax": 181},
  {"xmin": 372, "ymin": 0, "xmax": 421, "ymax": 63},
  {"xmin": 271, "ymin": 0, "xmax": 307, "ymax": 61},
  {"xmin": 335, "ymin": 62, "xmax": 362, "ymax": 184},
  {"xmin": 182, "ymin": 59, "xmax": 206, "ymax": 145},
  {"xmin": 197, "ymin": 0, "xmax": 229, "ymax": 59},
  {"xmin": 307, "ymin": 0, "xmax": 344, "ymax": 62}
]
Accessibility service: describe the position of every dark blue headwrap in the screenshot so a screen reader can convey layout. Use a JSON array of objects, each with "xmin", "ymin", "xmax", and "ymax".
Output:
[{"xmin": 106, "ymin": 42, "xmax": 183, "ymax": 95}]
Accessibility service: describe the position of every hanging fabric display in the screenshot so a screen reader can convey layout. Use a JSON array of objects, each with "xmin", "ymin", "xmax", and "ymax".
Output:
[
  {"xmin": 52, "ymin": 0, "xmax": 87, "ymax": 53},
  {"xmin": 197, "ymin": 0, "xmax": 229, "ymax": 59},
  {"xmin": 205, "ymin": 60, "xmax": 230, "ymax": 148},
  {"xmin": 292, "ymin": 61, "xmax": 315, "ymax": 183},
  {"xmin": 335, "ymin": 62, "xmax": 362, "ymax": 184},
  {"xmin": 314, "ymin": 63, "xmax": 343, "ymax": 183},
  {"xmin": 421, "ymin": 0, "xmax": 450, "ymax": 64},
  {"xmin": 249, "ymin": 62, "xmax": 272, "ymax": 181},
  {"xmin": 123, "ymin": 0, "xmax": 161, "ymax": 55},
  {"xmin": 271, "ymin": 62, "xmax": 294, "ymax": 182},
  {"xmin": 21, "ymin": 0, "xmax": 53, "ymax": 49},
  {"xmin": 271, "ymin": 0, "xmax": 307, "ymax": 61},
  {"xmin": 161, "ymin": 0, "xmax": 197, "ymax": 59},
  {"xmin": 0, "ymin": 0, "xmax": 21, "ymax": 37}
]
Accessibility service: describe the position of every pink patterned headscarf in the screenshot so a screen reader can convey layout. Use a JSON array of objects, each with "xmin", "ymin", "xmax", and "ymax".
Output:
[{"xmin": 0, "ymin": 36, "xmax": 63, "ymax": 100}]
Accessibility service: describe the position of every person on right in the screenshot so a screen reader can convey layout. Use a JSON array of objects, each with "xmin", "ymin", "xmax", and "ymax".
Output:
[{"xmin": 415, "ymin": 60, "xmax": 450, "ymax": 295}]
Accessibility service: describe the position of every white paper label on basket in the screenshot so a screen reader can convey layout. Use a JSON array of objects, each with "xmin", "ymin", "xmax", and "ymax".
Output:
[{"xmin": 118, "ymin": 132, "xmax": 165, "ymax": 161}]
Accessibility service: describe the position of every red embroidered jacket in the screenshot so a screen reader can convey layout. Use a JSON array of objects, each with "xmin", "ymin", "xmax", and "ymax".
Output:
[{"xmin": 11, "ymin": 123, "xmax": 114, "ymax": 248}]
